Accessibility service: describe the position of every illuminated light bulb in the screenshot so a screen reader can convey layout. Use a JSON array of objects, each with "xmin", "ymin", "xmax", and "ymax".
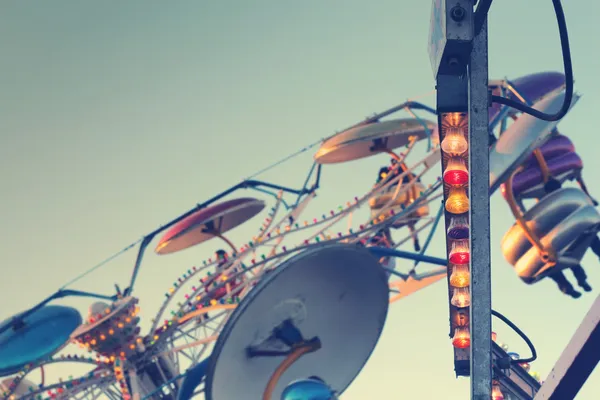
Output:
[
  {"xmin": 447, "ymin": 216, "xmax": 469, "ymax": 240},
  {"xmin": 450, "ymin": 287, "xmax": 471, "ymax": 308},
  {"xmin": 508, "ymin": 352, "xmax": 520, "ymax": 360},
  {"xmin": 445, "ymin": 187, "xmax": 469, "ymax": 214},
  {"xmin": 452, "ymin": 327, "xmax": 470, "ymax": 349},
  {"xmin": 443, "ymin": 157, "xmax": 469, "ymax": 185},
  {"xmin": 520, "ymin": 362, "xmax": 531, "ymax": 372},
  {"xmin": 441, "ymin": 127, "xmax": 468, "ymax": 155},
  {"xmin": 491, "ymin": 382, "xmax": 504, "ymax": 400},
  {"xmin": 449, "ymin": 264, "xmax": 470, "ymax": 288},
  {"xmin": 452, "ymin": 309, "xmax": 469, "ymax": 327},
  {"xmin": 491, "ymin": 331, "xmax": 497, "ymax": 342},
  {"xmin": 530, "ymin": 371, "xmax": 541, "ymax": 381},
  {"xmin": 449, "ymin": 240, "xmax": 470, "ymax": 264}
]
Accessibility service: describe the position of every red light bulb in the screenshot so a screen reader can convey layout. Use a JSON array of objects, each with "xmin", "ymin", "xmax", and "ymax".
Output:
[
  {"xmin": 443, "ymin": 157, "xmax": 469, "ymax": 185},
  {"xmin": 449, "ymin": 240, "xmax": 470, "ymax": 264}
]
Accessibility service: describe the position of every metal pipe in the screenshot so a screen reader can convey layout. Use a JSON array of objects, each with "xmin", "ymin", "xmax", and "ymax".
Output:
[{"xmin": 468, "ymin": 17, "xmax": 493, "ymax": 400}]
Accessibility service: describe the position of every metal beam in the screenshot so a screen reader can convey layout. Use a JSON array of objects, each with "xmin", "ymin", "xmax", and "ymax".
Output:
[
  {"xmin": 468, "ymin": 16, "xmax": 492, "ymax": 400},
  {"xmin": 534, "ymin": 294, "xmax": 600, "ymax": 400},
  {"xmin": 492, "ymin": 342, "xmax": 541, "ymax": 399}
]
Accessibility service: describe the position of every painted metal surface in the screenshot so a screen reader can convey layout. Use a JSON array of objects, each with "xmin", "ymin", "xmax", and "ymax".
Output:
[
  {"xmin": 314, "ymin": 119, "xmax": 435, "ymax": 164},
  {"xmin": 155, "ymin": 198, "xmax": 265, "ymax": 255},
  {"xmin": 489, "ymin": 72, "xmax": 566, "ymax": 121},
  {"xmin": 534, "ymin": 295, "xmax": 600, "ymax": 399},
  {"xmin": 205, "ymin": 244, "xmax": 389, "ymax": 400},
  {"xmin": 489, "ymin": 89, "xmax": 580, "ymax": 195},
  {"xmin": 511, "ymin": 152, "xmax": 582, "ymax": 199},
  {"xmin": 515, "ymin": 204, "xmax": 600, "ymax": 282},
  {"xmin": 0, "ymin": 305, "xmax": 82, "ymax": 376},
  {"xmin": 468, "ymin": 19, "xmax": 493, "ymax": 400},
  {"xmin": 501, "ymin": 188, "xmax": 592, "ymax": 266}
]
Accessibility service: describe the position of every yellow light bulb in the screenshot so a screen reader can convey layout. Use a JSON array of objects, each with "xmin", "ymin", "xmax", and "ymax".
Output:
[
  {"xmin": 446, "ymin": 187, "xmax": 469, "ymax": 214},
  {"xmin": 441, "ymin": 127, "xmax": 468, "ymax": 155},
  {"xmin": 451, "ymin": 287, "xmax": 471, "ymax": 308},
  {"xmin": 449, "ymin": 264, "xmax": 470, "ymax": 288}
]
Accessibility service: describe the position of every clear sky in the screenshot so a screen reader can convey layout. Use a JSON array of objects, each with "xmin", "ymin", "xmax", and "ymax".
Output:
[{"xmin": 1, "ymin": 1, "xmax": 599, "ymax": 399}]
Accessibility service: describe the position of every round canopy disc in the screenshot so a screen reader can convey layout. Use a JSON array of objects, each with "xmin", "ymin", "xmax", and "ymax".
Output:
[
  {"xmin": 314, "ymin": 118, "xmax": 436, "ymax": 164},
  {"xmin": 155, "ymin": 198, "xmax": 265, "ymax": 255},
  {"xmin": 0, "ymin": 305, "xmax": 82, "ymax": 377},
  {"xmin": 205, "ymin": 244, "xmax": 389, "ymax": 400}
]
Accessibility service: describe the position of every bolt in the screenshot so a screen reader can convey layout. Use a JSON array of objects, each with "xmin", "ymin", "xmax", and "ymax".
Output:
[
  {"xmin": 450, "ymin": 6, "xmax": 466, "ymax": 22},
  {"xmin": 448, "ymin": 57, "xmax": 460, "ymax": 67}
]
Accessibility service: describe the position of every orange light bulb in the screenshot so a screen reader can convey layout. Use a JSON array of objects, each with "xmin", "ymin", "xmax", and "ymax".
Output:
[
  {"xmin": 451, "ymin": 287, "xmax": 471, "ymax": 308},
  {"xmin": 452, "ymin": 327, "xmax": 470, "ymax": 349},
  {"xmin": 491, "ymin": 331, "xmax": 497, "ymax": 342},
  {"xmin": 452, "ymin": 309, "xmax": 469, "ymax": 327},
  {"xmin": 449, "ymin": 264, "xmax": 470, "ymax": 288},
  {"xmin": 443, "ymin": 157, "xmax": 469, "ymax": 185},
  {"xmin": 491, "ymin": 383, "xmax": 504, "ymax": 400},
  {"xmin": 446, "ymin": 187, "xmax": 469, "ymax": 214},
  {"xmin": 449, "ymin": 240, "xmax": 470, "ymax": 264},
  {"xmin": 441, "ymin": 127, "xmax": 468, "ymax": 155}
]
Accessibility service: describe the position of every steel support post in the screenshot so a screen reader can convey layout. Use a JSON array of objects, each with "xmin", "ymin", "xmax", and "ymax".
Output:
[
  {"xmin": 534, "ymin": 294, "xmax": 600, "ymax": 399},
  {"xmin": 468, "ymin": 17, "xmax": 492, "ymax": 400}
]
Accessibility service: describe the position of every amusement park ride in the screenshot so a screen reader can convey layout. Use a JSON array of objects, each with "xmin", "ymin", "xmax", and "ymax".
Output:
[{"xmin": 1, "ymin": 1, "xmax": 599, "ymax": 400}]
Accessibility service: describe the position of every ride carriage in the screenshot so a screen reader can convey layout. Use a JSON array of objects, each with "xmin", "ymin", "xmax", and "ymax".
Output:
[
  {"xmin": 499, "ymin": 134, "xmax": 600, "ymax": 298},
  {"xmin": 368, "ymin": 160, "xmax": 430, "ymax": 251}
]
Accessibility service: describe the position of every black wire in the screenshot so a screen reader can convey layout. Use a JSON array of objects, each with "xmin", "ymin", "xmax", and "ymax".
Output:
[
  {"xmin": 490, "ymin": 0, "xmax": 574, "ymax": 122},
  {"xmin": 492, "ymin": 309, "xmax": 538, "ymax": 364}
]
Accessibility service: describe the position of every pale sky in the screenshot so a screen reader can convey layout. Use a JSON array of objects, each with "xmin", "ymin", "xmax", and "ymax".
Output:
[{"xmin": 1, "ymin": 1, "xmax": 599, "ymax": 399}]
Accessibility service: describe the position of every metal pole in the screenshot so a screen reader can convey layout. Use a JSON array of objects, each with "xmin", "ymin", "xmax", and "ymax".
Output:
[{"xmin": 468, "ymin": 16, "xmax": 492, "ymax": 400}]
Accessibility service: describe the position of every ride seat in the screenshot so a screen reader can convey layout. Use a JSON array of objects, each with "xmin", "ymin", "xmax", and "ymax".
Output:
[
  {"xmin": 501, "ymin": 187, "xmax": 600, "ymax": 284},
  {"xmin": 368, "ymin": 181, "xmax": 429, "ymax": 227},
  {"xmin": 501, "ymin": 135, "xmax": 582, "ymax": 200}
]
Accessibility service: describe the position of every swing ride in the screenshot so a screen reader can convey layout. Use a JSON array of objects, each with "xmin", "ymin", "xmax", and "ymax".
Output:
[{"xmin": 0, "ymin": 71, "xmax": 598, "ymax": 400}]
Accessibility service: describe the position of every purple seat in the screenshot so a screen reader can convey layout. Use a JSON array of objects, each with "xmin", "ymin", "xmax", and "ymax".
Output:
[
  {"xmin": 521, "ymin": 135, "xmax": 575, "ymax": 168},
  {"xmin": 507, "ymin": 152, "xmax": 583, "ymax": 199}
]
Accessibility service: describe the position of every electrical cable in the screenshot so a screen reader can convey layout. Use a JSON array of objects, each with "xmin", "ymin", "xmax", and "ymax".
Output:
[
  {"xmin": 491, "ymin": 309, "xmax": 537, "ymax": 364},
  {"xmin": 490, "ymin": 0, "xmax": 574, "ymax": 122}
]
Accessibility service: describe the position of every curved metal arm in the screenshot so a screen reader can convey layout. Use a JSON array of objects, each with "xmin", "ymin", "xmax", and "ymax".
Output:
[
  {"xmin": 0, "ymin": 289, "xmax": 117, "ymax": 336},
  {"xmin": 532, "ymin": 148, "xmax": 552, "ymax": 183},
  {"xmin": 263, "ymin": 341, "xmax": 321, "ymax": 400},
  {"xmin": 124, "ymin": 178, "xmax": 320, "ymax": 296},
  {"xmin": 504, "ymin": 169, "xmax": 557, "ymax": 265}
]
